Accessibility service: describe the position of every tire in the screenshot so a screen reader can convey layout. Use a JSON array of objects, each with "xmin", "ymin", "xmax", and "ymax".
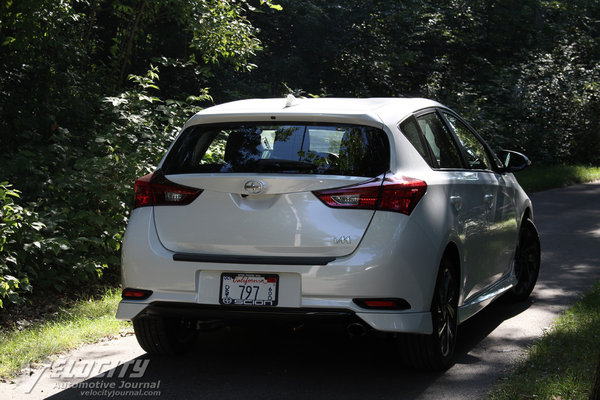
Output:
[
  {"xmin": 505, "ymin": 218, "xmax": 541, "ymax": 302},
  {"xmin": 133, "ymin": 315, "xmax": 198, "ymax": 355},
  {"xmin": 402, "ymin": 257, "xmax": 459, "ymax": 370}
]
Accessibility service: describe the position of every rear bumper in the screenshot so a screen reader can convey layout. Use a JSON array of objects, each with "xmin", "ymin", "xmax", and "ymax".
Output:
[
  {"xmin": 117, "ymin": 299, "xmax": 433, "ymax": 334},
  {"xmin": 118, "ymin": 206, "xmax": 440, "ymax": 334}
]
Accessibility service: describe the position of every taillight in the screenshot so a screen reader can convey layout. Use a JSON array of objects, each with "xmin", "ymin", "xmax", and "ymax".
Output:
[
  {"xmin": 133, "ymin": 170, "xmax": 202, "ymax": 209},
  {"xmin": 379, "ymin": 175, "xmax": 427, "ymax": 214},
  {"xmin": 122, "ymin": 288, "xmax": 153, "ymax": 300},
  {"xmin": 313, "ymin": 176, "xmax": 383, "ymax": 209},
  {"xmin": 353, "ymin": 298, "xmax": 411, "ymax": 310},
  {"xmin": 313, "ymin": 174, "xmax": 426, "ymax": 215}
]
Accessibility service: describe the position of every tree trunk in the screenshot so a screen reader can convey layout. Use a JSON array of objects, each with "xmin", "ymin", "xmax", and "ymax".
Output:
[{"xmin": 117, "ymin": 0, "xmax": 147, "ymax": 88}]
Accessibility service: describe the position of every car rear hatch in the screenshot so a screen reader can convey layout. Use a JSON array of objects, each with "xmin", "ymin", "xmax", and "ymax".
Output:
[{"xmin": 151, "ymin": 122, "xmax": 391, "ymax": 259}]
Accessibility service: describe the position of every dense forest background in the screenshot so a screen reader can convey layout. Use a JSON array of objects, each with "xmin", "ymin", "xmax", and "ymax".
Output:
[{"xmin": 1, "ymin": 0, "xmax": 599, "ymax": 307}]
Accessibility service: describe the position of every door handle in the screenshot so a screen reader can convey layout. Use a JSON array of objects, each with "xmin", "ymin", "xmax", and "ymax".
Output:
[
  {"xmin": 484, "ymin": 194, "xmax": 494, "ymax": 208},
  {"xmin": 450, "ymin": 195, "xmax": 462, "ymax": 211}
]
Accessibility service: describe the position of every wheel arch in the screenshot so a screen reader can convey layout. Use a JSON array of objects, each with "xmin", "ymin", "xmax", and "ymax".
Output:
[
  {"xmin": 433, "ymin": 241, "xmax": 462, "ymax": 309},
  {"xmin": 518, "ymin": 192, "xmax": 534, "ymax": 227},
  {"xmin": 442, "ymin": 242, "xmax": 461, "ymax": 279},
  {"xmin": 521, "ymin": 206, "xmax": 533, "ymax": 224}
]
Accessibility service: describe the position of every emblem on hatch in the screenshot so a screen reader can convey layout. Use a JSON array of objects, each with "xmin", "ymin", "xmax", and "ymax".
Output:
[
  {"xmin": 334, "ymin": 236, "xmax": 352, "ymax": 245},
  {"xmin": 244, "ymin": 180, "xmax": 265, "ymax": 194}
]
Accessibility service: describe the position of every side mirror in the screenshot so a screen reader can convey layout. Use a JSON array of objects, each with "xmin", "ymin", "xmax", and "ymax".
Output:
[{"xmin": 498, "ymin": 149, "xmax": 531, "ymax": 173}]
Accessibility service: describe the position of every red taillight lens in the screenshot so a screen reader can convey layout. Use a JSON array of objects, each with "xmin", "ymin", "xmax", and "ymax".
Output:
[
  {"xmin": 313, "ymin": 176, "xmax": 383, "ymax": 209},
  {"xmin": 353, "ymin": 298, "xmax": 411, "ymax": 310},
  {"xmin": 122, "ymin": 288, "xmax": 153, "ymax": 300},
  {"xmin": 133, "ymin": 171, "xmax": 203, "ymax": 209},
  {"xmin": 379, "ymin": 175, "xmax": 427, "ymax": 215},
  {"xmin": 313, "ymin": 174, "xmax": 426, "ymax": 215}
]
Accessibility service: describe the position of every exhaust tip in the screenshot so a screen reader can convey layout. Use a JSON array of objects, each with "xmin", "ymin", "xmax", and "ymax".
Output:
[{"xmin": 346, "ymin": 323, "xmax": 368, "ymax": 338}]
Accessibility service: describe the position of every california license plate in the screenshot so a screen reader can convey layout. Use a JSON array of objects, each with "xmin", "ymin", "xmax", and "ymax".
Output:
[{"xmin": 220, "ymin": 273, "xmax": 279, "ymax": 306}]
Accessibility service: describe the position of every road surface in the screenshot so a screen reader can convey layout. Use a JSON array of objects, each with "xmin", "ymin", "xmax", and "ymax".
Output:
[{"xmin": 3, "ymin": 182, "xmax": 600, "ymax": 399}]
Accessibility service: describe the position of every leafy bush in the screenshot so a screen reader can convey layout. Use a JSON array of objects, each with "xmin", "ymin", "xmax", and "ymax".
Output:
[
  {"xmin": 0, "ymin": 183, "xmax": 43, "ymax": 307},
  {"xmin": 37, "ymin": 68, "xmax": 207, "ymax": 290},
  {"xmin": 0, "ymin": 0, "xmax": 275, "ymax": 308},
  {"xmin": 0, "ymin": 68, "xmax": 207, "ymax": 307}
]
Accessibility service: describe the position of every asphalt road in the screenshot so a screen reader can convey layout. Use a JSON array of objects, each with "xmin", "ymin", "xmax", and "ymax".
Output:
[{"xmin": 3, "ymin": 182, "xmax": 600, "ymax": 400}]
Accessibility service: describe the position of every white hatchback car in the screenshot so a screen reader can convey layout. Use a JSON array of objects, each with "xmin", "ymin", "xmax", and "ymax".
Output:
[{"xmin": 117, "ymin": 96, "xmax": 540, "ymax": 370}]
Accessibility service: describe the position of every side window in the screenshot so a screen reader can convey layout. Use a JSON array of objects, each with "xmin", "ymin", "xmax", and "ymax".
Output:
[
  {"xmin": 399, "ymin": 117, "xmax": 433, "ymax": 166},
  {"xmin": 416, "ymin": 113, "xmax": 463, "ymax": 169},
  {"xmin": 443, "ymin": 112, "xmax": 493, "ymax": 170}
]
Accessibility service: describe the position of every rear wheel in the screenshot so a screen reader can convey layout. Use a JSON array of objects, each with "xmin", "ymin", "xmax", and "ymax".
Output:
[
  {"xmin": 133, "ymin": 315, "xmax": 198, "ymax": 355},
  {"xmin": 506, "ymin": 218, "xmax": 540, "ymax": 301},
  {"xmin": 402, "ymin": 257, "xmax": 459, "ymax": 370}
]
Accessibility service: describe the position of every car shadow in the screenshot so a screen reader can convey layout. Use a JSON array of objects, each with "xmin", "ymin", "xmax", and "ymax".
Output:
[
  {"xmin": 455, "ymin": 297, "xmax": 534, "ymax": 362},
  {"xmin": 46, "ymin": 298, "xmax": 532, "ymax": 400}
]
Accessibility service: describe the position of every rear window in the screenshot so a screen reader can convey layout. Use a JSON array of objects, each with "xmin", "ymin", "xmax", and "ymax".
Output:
[{"xmin": 161, "ymin": 123, "xmax": 390, "ymax": 177}]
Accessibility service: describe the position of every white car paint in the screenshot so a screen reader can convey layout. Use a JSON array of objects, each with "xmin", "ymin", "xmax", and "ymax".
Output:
[{"xmin": 117, "ymin": 97, "xmax": 533, "ymax": 336}]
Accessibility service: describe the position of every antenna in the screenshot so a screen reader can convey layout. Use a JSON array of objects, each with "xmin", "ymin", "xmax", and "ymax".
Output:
[{"xmin": 285, "ymin": 94, "xmax": 299, "ymax": 107}]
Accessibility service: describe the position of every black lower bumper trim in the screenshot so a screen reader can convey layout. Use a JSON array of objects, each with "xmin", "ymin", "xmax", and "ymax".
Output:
[
  {"xmin": 138, "ymin": 302, "xmax": 356, "ymax": 323},
  {"xmin": 172, "ymin": 253, "xmax": 336, "ymax": 265}
]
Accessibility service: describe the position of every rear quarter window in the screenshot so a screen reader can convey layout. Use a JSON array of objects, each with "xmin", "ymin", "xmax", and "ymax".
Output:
[
  {"xmin": 399, "ymin": 117, "xmax": 432, "ymax": 166},
  {"xmin": 162, "ymin": 123, "xmax": 390, "ymax": 177}
]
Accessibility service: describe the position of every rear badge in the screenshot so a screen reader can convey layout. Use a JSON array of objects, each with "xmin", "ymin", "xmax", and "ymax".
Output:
[
  {"xmin": 244, "ymin": 180, "xmax": 265, "ymax": 194},
  {"xmin": 334, "ymin": 236, "xmax": 352, "ymax": 245}
]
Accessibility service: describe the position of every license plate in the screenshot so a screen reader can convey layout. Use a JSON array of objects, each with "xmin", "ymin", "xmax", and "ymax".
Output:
[{"xmin": 220, "ymin": 273, "xmax": 278, "ymax": 306}]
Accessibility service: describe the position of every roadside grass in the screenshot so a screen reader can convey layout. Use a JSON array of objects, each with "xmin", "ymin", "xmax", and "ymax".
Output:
[
  {"xmin": 0, "ymin": 288, "xmax": 131, "ymax": 379},
  {"xmin": 489, "ymin": 282, "xmax": 600, "ymax": 400},
  {"xmin": 516, "ymin": 164, "xmax": 600, "ymax": 193}
]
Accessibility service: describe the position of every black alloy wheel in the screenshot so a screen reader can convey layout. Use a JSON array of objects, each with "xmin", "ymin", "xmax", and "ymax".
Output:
[
  {"xmin": 433, "ymin": 261, "xmax": 458, "ymax": 360},
  {"xmin": 402, "ymin": 257, "xmax": 459, "ymax": 370},
  {"xmin": 507, "ymin": 218, "xmax": 541, "ymax": 301}
]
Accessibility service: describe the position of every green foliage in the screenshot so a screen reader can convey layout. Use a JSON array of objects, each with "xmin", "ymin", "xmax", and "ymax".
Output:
[
  {"xmin": 0, "ymin": 65, "xmax": 207, "ymax": 308},
  {"xmin": 0, "ymin": 183, "xmax": 42, "ymax": 307},
  {"xmin": 516, "ymin": 165, "xmax": 600, "ymax": 193},
  {"xmin": 0, "ymin": 0, "xmax": 267, "ymax": 306},
  {"xmin": 241, "ymin": 0, "xmax": 600, "ymax": 164}
]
